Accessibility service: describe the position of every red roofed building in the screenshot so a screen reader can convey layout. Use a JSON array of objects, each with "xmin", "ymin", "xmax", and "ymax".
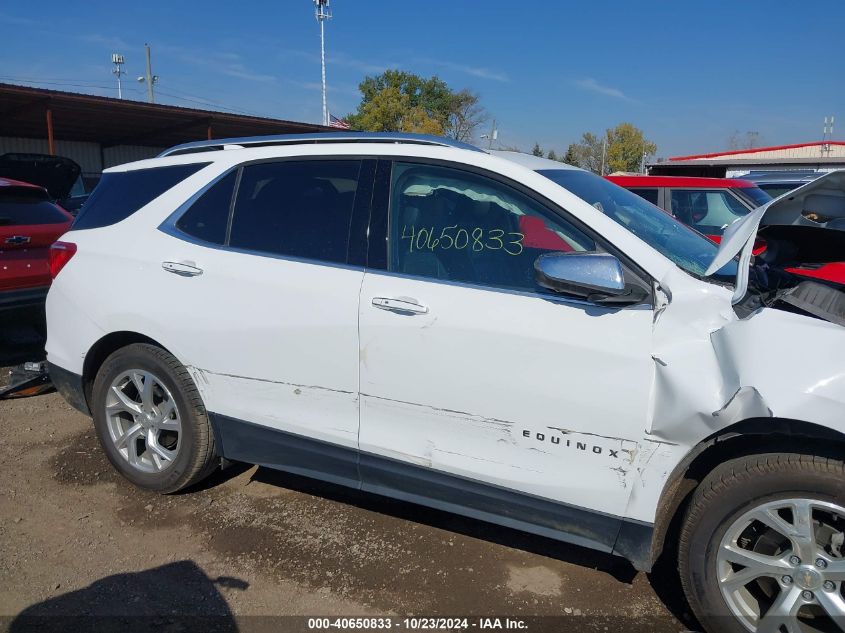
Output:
[{"xmin": 649, "ymin": 141, "xmax": 845, "ymax": 178}]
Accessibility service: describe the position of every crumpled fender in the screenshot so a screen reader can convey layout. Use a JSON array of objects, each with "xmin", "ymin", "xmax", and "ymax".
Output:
[{"xmin": 622, "ymin": 266, "xmax": 845, "ymax": 526}]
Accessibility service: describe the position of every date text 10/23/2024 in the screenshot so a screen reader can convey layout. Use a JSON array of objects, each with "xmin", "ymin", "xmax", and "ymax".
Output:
[{"xmin": 307, "ymin": 617, "xmax": 529, "ymax": 629}]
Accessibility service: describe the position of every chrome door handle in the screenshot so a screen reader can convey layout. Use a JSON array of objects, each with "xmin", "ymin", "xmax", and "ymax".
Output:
[
  {"xmin": 162, "ymin": 261, "xmax": 203, "ymax": 277},
  {"xmin": 371, "ymin": 297, "xmax": 429, "ymax": 315}
]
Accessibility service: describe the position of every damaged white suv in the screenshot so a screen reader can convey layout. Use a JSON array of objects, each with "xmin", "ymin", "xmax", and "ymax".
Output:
[{"xmin": 46, "ymin": 133, "xmax": 844, "ymax": 633}]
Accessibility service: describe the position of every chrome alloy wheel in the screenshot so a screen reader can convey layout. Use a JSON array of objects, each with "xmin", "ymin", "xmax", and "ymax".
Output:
[
  {"xmin": 717, "ymin": 498, "xmax": 845, "ymax": 632},
  {"xmin": 104, "ymin": 370, "xmax": 182, "ymax": 473}
]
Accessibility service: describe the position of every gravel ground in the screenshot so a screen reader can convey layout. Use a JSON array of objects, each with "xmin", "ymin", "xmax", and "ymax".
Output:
[{"xmin": 0, "ymin": 319, "xmax": 696, "ymax": 633}]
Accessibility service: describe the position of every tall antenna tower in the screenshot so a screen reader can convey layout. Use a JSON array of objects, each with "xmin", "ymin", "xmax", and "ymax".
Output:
[
  {"xmin": 314, "ymin": 0, "xmax": 332, "ymax": 126},
  {"xmin": 823, "ymin": 116, "xmax": 835, "ymax": 156},
  {"xmin": 111, "ymin": 53, "xmax": 125, "ymax": 99}
]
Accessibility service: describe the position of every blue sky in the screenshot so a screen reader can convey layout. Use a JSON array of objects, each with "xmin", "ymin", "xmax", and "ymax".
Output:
[{"xmin": 1, "ymin": 1, "xmax": 842, "ymax": 157}]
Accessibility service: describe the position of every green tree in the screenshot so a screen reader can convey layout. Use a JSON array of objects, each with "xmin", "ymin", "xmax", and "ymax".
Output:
[
  {"xmin": 444, "ymin": 89, "xmax": 487, "ymax": 142},
  {"xmin": 606, "ymin": 123, "xmax": 657, "ymax": 173},
  {"xmin": 346, "ymin": 84, "xmax": 443, "ymax": 134},
  {"xmin": 566, "ymin": 132, "xmax": 604, "ymax": 174},
  {"xmin": 547, "ymin": 149, "xmax": 558, "ymax": 161},
  {"xmin": 565, "ymin": 124, "xmax": 656, "ymax": 174},
  {"xmin": 346, "ymin": 70, "xmax": 486, "ymax": 140},
  {"xmin": 531, "ymin": 142, "xmax": 544, "ymax": 157}
]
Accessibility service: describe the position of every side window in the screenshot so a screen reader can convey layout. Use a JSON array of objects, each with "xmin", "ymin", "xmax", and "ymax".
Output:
[
  {"xmin": 175, "ymin": 170, "xmax": 237, "ymax": 245},
  {"xmin": 73, "ymin": 163, "xmax": 208, "ymax": 230},
  {"xmin": 229, "ymin": 160, "xmax": 361, "ymax": 264},
  {"xmin": 628, "ymin": 188, "xmax": 659, "ymax": 206},
  {"xmin": 389, "ymin": 163, "xmax": 595, "ymax": 293},
  {"xmin": 670, "ymin": 189, "xmax": 750, "ymax": 235}
]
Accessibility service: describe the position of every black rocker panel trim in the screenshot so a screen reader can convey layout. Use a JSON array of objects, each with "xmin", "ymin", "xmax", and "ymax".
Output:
[{"xmin": 208, "ymin": 412, "xmax": 654, "ymax": 570}]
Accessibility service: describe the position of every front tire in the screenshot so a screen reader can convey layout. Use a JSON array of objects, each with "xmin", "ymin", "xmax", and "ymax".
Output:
[
  {"xmin": 91, "ymin": 343, "xmax": 217, "ymax": 493},
  {"xmin": 679, "ymin": 454, "xmax": 845, "ymax": 633}
]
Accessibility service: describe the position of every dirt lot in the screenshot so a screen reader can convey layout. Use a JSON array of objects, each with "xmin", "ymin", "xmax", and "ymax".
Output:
[{"xmin": 0, "ymin": 327, "xmax": 696, "ymax": 633}]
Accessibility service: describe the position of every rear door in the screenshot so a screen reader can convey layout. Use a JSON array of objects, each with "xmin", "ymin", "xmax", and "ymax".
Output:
[
  {"xmin": 155, "ymin": 158, "xmax": 376, "ymax": 485},
  {"xmin": 0, "ymin": 186, "xmax": 71, "ymax": 291},
  {"xmin": 668, "ymin": 188, "xmax": 752, "ymax": 237}
]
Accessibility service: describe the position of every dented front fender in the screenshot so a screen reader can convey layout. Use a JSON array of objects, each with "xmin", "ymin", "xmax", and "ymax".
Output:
[{"xmin": 624, "ymin": 268, "xmax": 845, "ymax": 528}]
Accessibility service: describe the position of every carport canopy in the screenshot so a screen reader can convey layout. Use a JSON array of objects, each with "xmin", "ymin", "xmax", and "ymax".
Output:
[{"xmin": 0, "ymin": 82, "xmax": 330, "ymax": 153}]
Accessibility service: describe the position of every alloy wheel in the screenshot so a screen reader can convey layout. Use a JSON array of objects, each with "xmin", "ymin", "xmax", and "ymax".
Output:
[
  {"xmin": 104, "ymin": 369, "xmax": 182, "ymax": 473},
  {"xmin": 717, "ymin": 498, "xmax": 845, "ymax": 632}
]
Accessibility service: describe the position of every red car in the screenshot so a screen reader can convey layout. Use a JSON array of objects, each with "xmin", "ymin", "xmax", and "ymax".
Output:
[
  {"xmin": 0, "ymin": 178, "xmax": 73, "ymax": 312},
  {"xmin": 607, "ymin": 174, "xmax": 845, "ymax": 287},
  {"xmin": 605, "ymin": 175, "xmax": 769, "ymax": 238}
]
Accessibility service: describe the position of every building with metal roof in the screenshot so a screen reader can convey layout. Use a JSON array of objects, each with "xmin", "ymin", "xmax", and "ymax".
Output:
[
  {"xmin": 0, "ymin": 83, "xmax": 330, "ymax": 185},
  {"xmin": 649, "ymin": 141, "xmax": 845, "ymax": 178}
]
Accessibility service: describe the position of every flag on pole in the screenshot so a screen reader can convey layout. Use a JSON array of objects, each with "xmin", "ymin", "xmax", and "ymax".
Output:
[{"xmin": 329, "ymin": 114, "xmax": 351, "ymax": 129}]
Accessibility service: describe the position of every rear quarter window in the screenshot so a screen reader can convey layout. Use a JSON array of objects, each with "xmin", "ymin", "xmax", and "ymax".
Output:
[
  {"xmin": 0, "ymin": 197, "xmax": 68, "ymax": 226},
  {"xmin": 73, "ymin": 163, "xmax": 208, "ymax": 230},
  {"xmin": 628, "ymin": 188, "xmax": 659, "ymax": 206}
]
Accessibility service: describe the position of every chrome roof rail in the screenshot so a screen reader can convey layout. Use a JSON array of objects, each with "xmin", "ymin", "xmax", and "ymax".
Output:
[{"xmin": 159, "ymin": 132, "xmax": 482, "ymax": 157}]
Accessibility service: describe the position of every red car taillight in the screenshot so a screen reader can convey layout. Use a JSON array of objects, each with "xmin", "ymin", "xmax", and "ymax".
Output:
[{"xmin": 49, "ymin": 241, "xmax": 77, "ymax": 279}]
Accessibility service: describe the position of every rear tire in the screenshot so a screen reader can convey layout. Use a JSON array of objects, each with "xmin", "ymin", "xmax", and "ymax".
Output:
[
  {"xmin": 679, "ymin": 453, "xmax": 845, "ymax": 633},
  {"xmin": 91, "ymin": 343, "xmax": 217, "ymax": 493}
]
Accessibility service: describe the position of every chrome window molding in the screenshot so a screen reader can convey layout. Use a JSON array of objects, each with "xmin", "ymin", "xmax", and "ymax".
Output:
[
  {"xmin": 156, "ymin": 156, "xmax": 652, "ymax": 309},
  {"xmin": 362, "ymin": 268, "xmax": 653, "ymax": 311}
]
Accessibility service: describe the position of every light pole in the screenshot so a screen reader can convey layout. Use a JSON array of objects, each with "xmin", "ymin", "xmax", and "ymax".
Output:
[
  {"xmin": 137, "ymin": 43, "xmax": 159, "ymax": 104},
  {"xmin": 479, "ymin": 119, "xmax": 498, "ymax": 150},
  {"xmin": 314, "ymin": 0, "xmax": 332, "ymax": 126},
  {"xmin": 111, "ymin": 53, "xmax": 125, "ymax": 99}
]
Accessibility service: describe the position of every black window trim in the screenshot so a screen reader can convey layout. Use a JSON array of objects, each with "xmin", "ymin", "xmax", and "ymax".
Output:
[
  {"xmin": 365, "ymin": 156, "xmax": 654, "ymax": 308},
  {"xmin": 158, "ymin": 155, "xmax": 379, "ymax": 272}
]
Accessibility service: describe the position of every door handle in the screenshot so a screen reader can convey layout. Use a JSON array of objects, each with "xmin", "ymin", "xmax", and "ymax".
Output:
[
  {"xmin": 371, "ymin": 297, "xmax": 429, "ymax": 315},
  {"xmin": 162, "ymin": 261, "xmax": 203, "ymax": 277}
]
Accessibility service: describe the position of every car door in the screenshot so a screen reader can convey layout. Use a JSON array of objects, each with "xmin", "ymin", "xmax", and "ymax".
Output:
[
  {"xmin": 155, "ymin": 158, "xmax": 375, "ymax": 485},
  {"xmin": 357, "ymin": 160, "xmax": 655, "ymax": 548},
  {"xmin": 668, "ymin": 188, "xmax": 751, "ymax": 237}
]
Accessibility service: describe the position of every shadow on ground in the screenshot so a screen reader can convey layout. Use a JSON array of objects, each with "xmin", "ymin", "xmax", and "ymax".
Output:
[
  {"xmin": 249, "ymin": 466, "xmax": 638, "ymax": 583},
  {"xmin": 0, "ymin": 308, "xmax": 46, "ymax": 368},
  {"xmin": 7, "ymin": 560, "xmax": 246, "ymax": 633}
]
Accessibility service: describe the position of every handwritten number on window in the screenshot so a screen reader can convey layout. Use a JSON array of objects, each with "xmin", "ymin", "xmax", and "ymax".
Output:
[{"xmin": 401, "ymin": 225, "xmax": 524, "ymax": 256}]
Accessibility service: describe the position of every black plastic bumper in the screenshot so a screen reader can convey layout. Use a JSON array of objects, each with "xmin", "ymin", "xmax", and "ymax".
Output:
[
  {"xmin": 47, "ymin": 362, "xmax": 90, "ymax": 416},
  {"xmin": 0, "ymin": 287, "xmax": 49, "ymax": 312}
]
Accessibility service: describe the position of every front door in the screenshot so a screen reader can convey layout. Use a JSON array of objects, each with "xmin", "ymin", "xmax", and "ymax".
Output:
[{"xmin": 358, "ymin": 161, "xmax": 654, "ymax": 540}]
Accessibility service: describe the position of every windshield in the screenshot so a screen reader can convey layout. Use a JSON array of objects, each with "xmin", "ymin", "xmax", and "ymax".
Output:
[
  {"xmin": 758, "ymin": 183, "xmax": 800, "ymax": 199},
  {"xmin": 537, "ymin": 169, "xmax": 737, "ymax": 281},
  {"xmin": 734, "ymin": 186, "xmax": 771, "ymax": 208}
]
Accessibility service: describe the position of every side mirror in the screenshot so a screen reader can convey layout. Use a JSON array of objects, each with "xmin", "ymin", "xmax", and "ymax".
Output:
[{"xmin": 534, "ymin": 252, "xmax": 632, "ymax": 301}]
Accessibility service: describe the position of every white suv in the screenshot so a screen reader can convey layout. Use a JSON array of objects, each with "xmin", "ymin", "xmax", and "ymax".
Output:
[{"xmin": 46, "ymin": 133, "xmax": 845, "ymax": 633}]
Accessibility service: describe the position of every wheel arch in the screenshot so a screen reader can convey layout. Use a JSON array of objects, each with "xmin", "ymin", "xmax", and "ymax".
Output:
[
  {"xmin": 81, "ymin": 331, "xmax": 173, "ymax": 410},
  {"xmin": 648, "ymin": 417, "xmax": 845, "ymax": 570}
]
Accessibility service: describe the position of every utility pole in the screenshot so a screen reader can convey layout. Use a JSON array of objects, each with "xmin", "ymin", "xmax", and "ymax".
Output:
[
  {"xmin": 600, "ymin": 135, "xmax": 607, "ymax": 176},
  {"xmin": 481, "ymin": 119, "xmax": 497, "ymax": 149},
  {"xmin": 137, "ymin": 43, "xmax": 159, "ymax": 103},
  {"xmin": 314, "ymin": 0, "xmax": 332, "ymax": 126},
  {"xmin": 111, "ymin": 53, "xmax": 125, "ymax": 99}
]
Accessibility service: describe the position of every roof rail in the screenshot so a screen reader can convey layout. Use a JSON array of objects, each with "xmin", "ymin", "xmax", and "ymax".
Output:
[{"xmin": 159, "ymin": 132, "xmax": 481, "ymax": 157}]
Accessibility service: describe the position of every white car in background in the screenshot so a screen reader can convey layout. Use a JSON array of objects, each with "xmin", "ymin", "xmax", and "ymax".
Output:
[{"xmin": 45, "ymin": 133, "xmax": 845, "ymax": 633}]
